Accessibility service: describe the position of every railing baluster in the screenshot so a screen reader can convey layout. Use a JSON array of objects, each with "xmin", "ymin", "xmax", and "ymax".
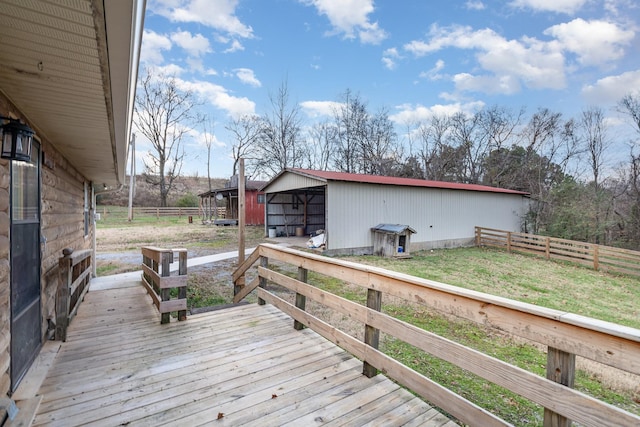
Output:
[
  {"xmin": 294, "ymin": 267, "xmax": 307, "ymax": 330},
  {"xmin": 544, "ymin": 347, "xmax": 576, "ymax": 427},
  {"xmin": 160, "ymin": 251, "xmax": 172, "ymax": 324},
  {"xmin": 363, "ymin": 288, "xmax": 382, "ymax": 378},
  {"xmin": 258, "ymin": 256, "xmax": 268, "ymax": 305},
  {"xmin": 178, "ymin": 250, "xmax": 188, "ymax": 321}
]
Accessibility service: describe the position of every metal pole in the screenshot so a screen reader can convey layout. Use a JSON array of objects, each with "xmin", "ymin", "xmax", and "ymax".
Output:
[{"xmin": 128, "ymin": 134, "xmax": 136, "ymax": 222}]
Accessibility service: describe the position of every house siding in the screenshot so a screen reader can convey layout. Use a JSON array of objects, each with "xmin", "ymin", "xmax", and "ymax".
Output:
[
  {"xmin": 326, "ymin": 181, "xmax": 526, "ymax": 252},
  {"xmin": 0, "ymin": 98, "xmax": 92, "ymax": 395},
  {"xmin": 40, "ymin": 139, "xmax": 93, "ymax": 339}
]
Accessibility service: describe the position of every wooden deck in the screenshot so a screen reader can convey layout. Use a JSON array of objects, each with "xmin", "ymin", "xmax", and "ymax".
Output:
[{"xmin": 28, "ymin": 277, "xmax": 456, "ymax": 426}]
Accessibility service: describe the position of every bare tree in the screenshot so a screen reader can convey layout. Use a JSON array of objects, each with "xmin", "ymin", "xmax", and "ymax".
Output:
[
  {"xmin": 255, "ymin": 80, "xmax": 306, "ymax": 177},
  {"xmin": 226, "ymin": 114, "xmax": 261, "ymax": 177},
  {"xmin": 134, "ymin": 69, "xmax": 200, "ymax": 206},
  {"xmin": 580, "ymin": 106, "xmax": 613, "ymax": 243},
  {"xmin": 417, "ymin": 114, "xmax": 451, "ymax": 180},
  {"xmin": 331, "ymin": 89, "xmax": 369, "ymax": 173},
  {"xmin": 306, "ymin": 120, "xmax": 335, "ymax": 170},
  {"xmin": 618, "ymin": 94, "xmax": 640, "ymax": 138}
]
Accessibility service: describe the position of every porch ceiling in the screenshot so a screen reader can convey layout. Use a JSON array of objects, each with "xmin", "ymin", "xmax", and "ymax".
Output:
[{"xmin": 0, "ymin": 0, "xmax": 144, "ymax": 186}]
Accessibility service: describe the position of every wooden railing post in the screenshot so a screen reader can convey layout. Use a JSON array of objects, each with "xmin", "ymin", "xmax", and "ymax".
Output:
[
  {"xmin": 258, "ymin": 256, "xmax": 268, "ymax": 305},
  {"xmin": 363, "ymin": 288, "xmax": 382, "ymax": 378},
  {"xmin": 545, "ymin": 237, "xmax": 551, "ymax": 260},
  {"xmin": 593, "ymin": 245, "xmax": 599, "ymax": 271},
  {"xmin": 544, "ymin": 347, "xmax": 576, "ymax": 427},
  {"xmin": 160, "ymin": 251, "xmax": 172, "ymax": 324},
  {"xmin": 55, "ymin": 248, "xmax": 73, "ymax": 341},
  {"xmin": 178, "ymin": 250, "xmax": 187, "ymax": 321},
  {"xmin": 506, "ymin": 231, "xmax": 512, "ymax": 252},
  {"xmin": 294, "ymin": 267, "xmax": 307, "ymax": 330},
  {"xmin": 475, "ymin": 226, "xmax": 480, "ymax": 246}
]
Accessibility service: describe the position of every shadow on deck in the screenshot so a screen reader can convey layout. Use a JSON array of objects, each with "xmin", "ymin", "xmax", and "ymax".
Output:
[{"xmin": 28, "ymin": 277, "xmax": 454, "ymax": 426}]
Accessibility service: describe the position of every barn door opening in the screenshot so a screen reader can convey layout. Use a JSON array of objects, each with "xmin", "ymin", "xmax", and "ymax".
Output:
[{"xmin": 10, "ymin": 141, "xmax": 41, "ymax": 392}]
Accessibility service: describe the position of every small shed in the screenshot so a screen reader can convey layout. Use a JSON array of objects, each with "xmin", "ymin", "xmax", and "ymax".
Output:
[{"xmin": 371, "ymin": 224, "xmax": 416, "ymax": 258}]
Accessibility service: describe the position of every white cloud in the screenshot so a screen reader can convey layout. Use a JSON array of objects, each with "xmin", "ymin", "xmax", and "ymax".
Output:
[
  {"xmin": 300, "ymin": 100, "xmax": 342, "ymax": 118},
  {"xmin": 389, "ymin": 101, "xmax": 485, "ymax": 124},
  {"xmin": 140, "ymin": 30, "xmax": 172, "ymax": 64},
  {"xmin": 177, "ymin": 78, "xmax": 256, "ymax": 118},
  {"xmin": 382, "ymin": 48, "xmax": 400, "ymax": 70},
  {"xmin": 234, "ymin": 68, "xmax": 261, "ymax": 87},
  {"xmin": 419, "ymin": 59, "xmax": 445, "ymax": 81},
  {"xmin": 465, "ymin": 1, "xmax": 486, "ymax": 10},
  {"xmin": 224, "ymin": 39, "xmax": 245, "ymax": 53},
  {"xmin": 509, "ymin": 0, "xmax": 589, "ymax": 14},
  {"xmin": 404, "ymin": 25, "xmax": 566, "ymax": 94},
  {"xmin": 582, "ymin": 69, "xmax": 640, "ymax": 104},
  {"xmin": 301, "ymin": 0, "xmax": 388, "ymax": 44},
  {"xmin": 544, "ymin": 19, "xmax": 635, "ymax": 66},
  {"xmin": 152, "ymin": 0, "xmax": 253, "ymax": 38},
  {"xmin": 192, "ymin": 129, "xmax": 226, "ymax": 148},
  {"xmin": 170, "ymin": 30, "xmax": 212, "ymax": 57}
]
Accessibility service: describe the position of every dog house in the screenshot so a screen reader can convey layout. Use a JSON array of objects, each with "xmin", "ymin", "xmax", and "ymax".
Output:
[{"xmin": 371, "ymin": 224, "xmax": 416, "ymax": 258}]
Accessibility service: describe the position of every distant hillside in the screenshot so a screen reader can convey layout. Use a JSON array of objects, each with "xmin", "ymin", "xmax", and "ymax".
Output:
[{"xmin": 97, "ymin": 175, "xmax": 228, "ymax": 207}]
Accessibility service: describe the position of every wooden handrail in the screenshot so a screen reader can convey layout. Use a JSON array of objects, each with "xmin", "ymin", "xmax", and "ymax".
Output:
[
  {"xmin": 56, "ymin": 248, "xmax": 92, "ymax": 341},
  {"xmin": 141, "ymin": 246, "xmax": 188, "ymax": 324},
  {"xmin": 233, "ymin": 243, "xmax": 640, "ymax": 427},
  {"xmin": 476, "ymin": 226, "xmax": 640, "ymax": 277}
]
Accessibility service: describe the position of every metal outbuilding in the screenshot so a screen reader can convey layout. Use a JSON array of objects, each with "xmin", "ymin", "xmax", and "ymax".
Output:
[{"xmin": 261, "ymin": 169, "xmax": 530, "ymax": 254}]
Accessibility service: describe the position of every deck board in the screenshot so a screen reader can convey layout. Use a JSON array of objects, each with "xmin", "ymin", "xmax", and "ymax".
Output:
[{"xmin": 32, "ymin": 278, "xmax": 457, "ymax": 426}]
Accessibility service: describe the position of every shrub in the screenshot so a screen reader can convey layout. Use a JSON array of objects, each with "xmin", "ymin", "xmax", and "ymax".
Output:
[{"xmin": 175, "ymin": 193, "xmax": 199, "ymax": 207}]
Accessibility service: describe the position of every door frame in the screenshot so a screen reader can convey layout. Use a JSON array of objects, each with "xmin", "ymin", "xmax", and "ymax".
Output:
[{"xmin": 9, "ymin": 141, "xmax": 42, "ymax": 392}]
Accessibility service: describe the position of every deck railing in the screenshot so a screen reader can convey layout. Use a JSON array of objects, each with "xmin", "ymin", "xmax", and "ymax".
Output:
[
  {"xmin": 141, "ymin": 246, "xmax": 188, "ymax": 324},
  {"xmin": 475, "ymin": 226, "xmax": 640, "ymax": 277},
  {"xmin": 56, "ymin": 248, "xmax": 92, "ymax": 341},
  {"xmin": 232, "ymin": 243, "xmax": 640, "ymax": 427}
]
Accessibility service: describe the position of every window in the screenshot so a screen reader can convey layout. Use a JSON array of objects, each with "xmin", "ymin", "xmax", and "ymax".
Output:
[{"xmin": 257, "ymin": 193, "xmax": 265, "ymax": 204}]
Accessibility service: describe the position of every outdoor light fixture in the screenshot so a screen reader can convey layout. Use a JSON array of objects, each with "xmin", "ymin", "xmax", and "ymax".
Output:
[{"xmin": 0, "ymin": 116, "xmax": 35, "ymax": 162}]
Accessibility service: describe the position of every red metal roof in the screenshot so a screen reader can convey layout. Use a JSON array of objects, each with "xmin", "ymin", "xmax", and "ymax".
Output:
[{"xmin": 289, "ymin": 168, "xmax": 529, "ymax": 196}]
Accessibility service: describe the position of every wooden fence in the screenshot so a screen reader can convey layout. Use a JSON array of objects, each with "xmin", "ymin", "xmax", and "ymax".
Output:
[
  {"xmin": 98, "ymin": 206, "xmax": 226, "ymax": 220},
  {"xmin": 55, "ymin": 248, "xmax": 92, "ymax": 341},
  {"xmin": 232, "ymin": 243, "xmax": 640, "ymax": 427},
  {"xmin": 475, "ymin": 226, "xmax": 640, "ymax": 277},
  {"xmin": 141, "ymin": 246, "xmax": 188, "ymax": 324}
]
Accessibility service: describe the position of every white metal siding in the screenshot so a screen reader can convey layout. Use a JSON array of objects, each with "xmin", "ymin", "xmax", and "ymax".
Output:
[
  {"xmin": 263, "ymin": 174, "xmax": 325, "ymax": 193},
  {"xmin": 326, "ymin": 182, "xmax": 526, "ymax": 251}
]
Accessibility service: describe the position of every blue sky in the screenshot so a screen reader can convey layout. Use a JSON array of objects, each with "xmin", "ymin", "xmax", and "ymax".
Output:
[{"xmin": 136, "ymin": 0, "xmax": 640, "ymax": 179}]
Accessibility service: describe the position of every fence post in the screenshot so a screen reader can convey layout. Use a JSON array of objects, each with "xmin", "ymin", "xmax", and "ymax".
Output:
[
  {"xmin": 294, "ymin": 267, "xmax": 308, "ymax": 330},
  {"xmin": 593, "ymin": 245, "xmax": 599, "ymax": 271},
  {"xmin": 475, "ymin": 227, "xmax": 480, "ymax": 246},
  {"xmin": 544, "ymin": 347, "xmax": 576, "ymax": 427},
  {"xmin": 178, "ymin": 250, "xmax": 187, "ymax": 321},
  {"xmin": 545, "ymin": 237, "xmax": 551, "ymax": 260},
  {"xmin": 160, "ymin": 251, "xmax": 172, "ymax": 324},
  {"xmin": 507, "ymin": 231, "xmax": 512, "ymax": 253},
  {"xmin": 55, "ymin": 248, "xmax": 73, "ymax": 341},
  {"xmin": 363, "ymin": 288, "xmax": 382, "ymax": 378},
  {"xmin": 258, "ymin": 256, "xmax": 268, "ymax": 305}
]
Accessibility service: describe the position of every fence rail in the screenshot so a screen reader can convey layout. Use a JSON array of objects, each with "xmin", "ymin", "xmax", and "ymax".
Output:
[
  {"xmin": 141, "ymin": 246, "xmax": 188, "ymax": 324},
  {"xmin": 475, "ymin": 226, "xmax": 640, "ymax": 277},
  {"xmin": 56, "ymin": 248, "xmax": 92, "ymax": 341},
  {"xmin": 97, "ymin": 206, "xmax": 226, "ymax": 220},
  {"xmin": 232, "ymin": 243, "xmax": 640, "ymax": 427}
]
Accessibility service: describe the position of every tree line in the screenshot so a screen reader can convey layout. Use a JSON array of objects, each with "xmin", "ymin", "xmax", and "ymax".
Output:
[{"xmin": 134, "ymin": 69, "xmax": 640, "ymax": 249}]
